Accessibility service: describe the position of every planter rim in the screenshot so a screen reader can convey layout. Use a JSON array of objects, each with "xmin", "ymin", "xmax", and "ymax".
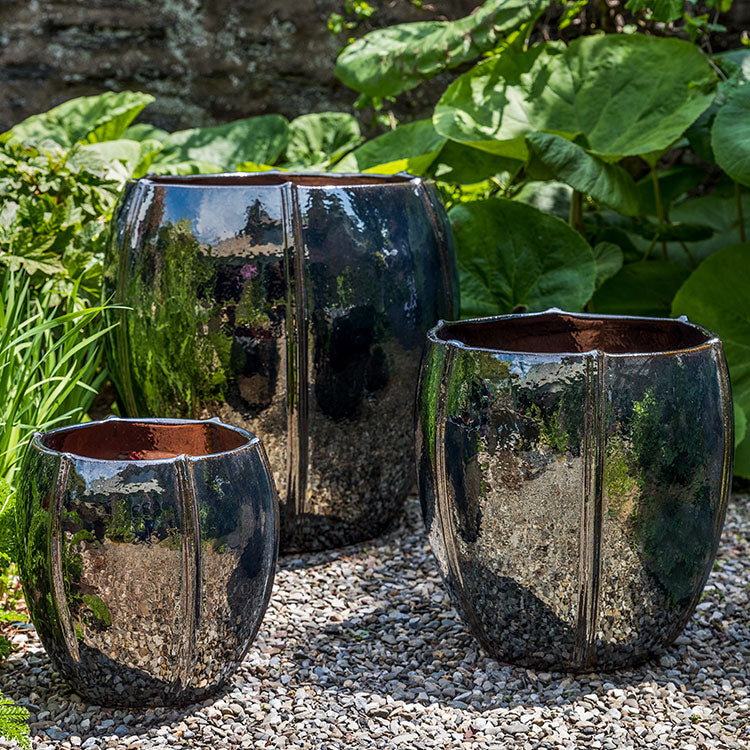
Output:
[
  {"xmin": 31, "ymin": 416, "xmax": 259, "ymax": 464},
  {"xmin": 428, "ymin": 308, "xmax": 720, "ymax": 359},
  {"xmin": 134, "ymin": 170, "xmax": 424, "ymax": 190}
]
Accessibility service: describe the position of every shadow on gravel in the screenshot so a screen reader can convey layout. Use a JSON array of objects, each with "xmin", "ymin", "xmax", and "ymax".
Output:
[
  {"xmin": 289, "ymin": 594, "xmax": 699, "ymax": 713},
  {"xmin": 0, "ymin": 633, "xmax": 236, "ymax": 744},
  {"xmin": 274, "ymin": 501, "xmax": 738, "ymax": 714},
  {"xmin": 277, "ymin": 503, "xmax": 413, "ymax": 572}
]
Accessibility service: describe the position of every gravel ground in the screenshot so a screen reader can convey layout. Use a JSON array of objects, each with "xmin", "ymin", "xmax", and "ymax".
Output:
[{"xmin": 1, "ymin": 495, "xmax": 748, "ymax": 749}]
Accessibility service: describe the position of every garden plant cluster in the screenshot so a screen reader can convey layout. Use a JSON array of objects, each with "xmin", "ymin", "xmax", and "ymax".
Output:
[{"xmin": 0, "ymin": 0, "xmax": 749, "ymax": 745}]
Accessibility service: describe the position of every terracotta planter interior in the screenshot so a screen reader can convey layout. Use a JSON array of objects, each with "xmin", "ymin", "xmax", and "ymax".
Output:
[
  {"xmin": 41, "ymin": 421, "xmax": 248, "ymax": 461},
  {"xmin": 436, "ymin": 313, "xmax": 710, "ymax": 355},
  {"xmin": 143, "ymin": 173, "xmax": 412, "ymax": 187}
]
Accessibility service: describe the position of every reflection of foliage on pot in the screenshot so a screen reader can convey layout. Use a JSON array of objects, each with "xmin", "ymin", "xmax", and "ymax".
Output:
[
  {"xmin": 235, "ymin": 261, "xmax": 274, "ymax": 331},
  {"xmin": 16, "ymin": 452, "xmax": 113, "ymax": 648},
  {"xmin": 15, "ymin": 453, "xmax": 63, "ymax": 645},
  {"xmin": 197, "ymin": 471, "xmax": 240, "ymax": 550},
  {"xmin": 109, "ymin": 174, "xmax": 458, "ymax": 553},
  {"xmin": 306, "ymin": 191, "xmax": 395, "ymax": 412},
  {"xmin": 313, "ymin": 305, "xmax": 385, "ymax": 420},
  {"xmin": 61, "ymin": 518, "xmax": 112, "ymax": 634},
  {"xmin": 417, "ymin": 342, "xmax": 445, "ymax": 531},
  {"xmin": 603, "ymin": 434, "xmax": 638, "ymax": 521},
  {"xmin": 126, "ymin": 219, "xmax": 232, "ymax": 416},
  {"xmin": 629, "ymin": 367, "xmax": 715, "ymax": 605},
  {"xmin": 105, "ymin": 498, "xmax": 136, "ymax": 543},
  {"xmin": 521, "ymin": 378, "xmax": 586, "ymax": 457},
  {"xmin": 231, "ymin": 255, "xmax": 284, "ymax": 413}
]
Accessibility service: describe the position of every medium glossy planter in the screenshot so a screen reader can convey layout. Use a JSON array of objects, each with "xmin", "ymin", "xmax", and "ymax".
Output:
[
  {"xmin": 16, "ymin": 417, "xmax": 278, "ymax": 706},
  {"xmin": 104, "ymin": 172, "xmax": 458, "ymax": 552},
  {"xmin": 417, "ymin": 310, "xmax": 733, "ymax": 670}
]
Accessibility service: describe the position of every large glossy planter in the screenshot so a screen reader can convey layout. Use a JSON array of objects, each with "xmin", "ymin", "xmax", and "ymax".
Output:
[
  {"xmin": 104, "ymin": 172, "xmax": 458, "ymax": 552},
  {"xmin": 16, "ymin": 417, "xmax": 278, "ymax": 706},
  {"xmin": 417, "ymin": 310, "xmax": 733, "ymax": 670}
]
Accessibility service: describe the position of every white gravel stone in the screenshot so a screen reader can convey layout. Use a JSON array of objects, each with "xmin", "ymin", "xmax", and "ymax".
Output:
[{"xmin": 0, "ymin": 496, "xmax": 749, "ymax": 748}]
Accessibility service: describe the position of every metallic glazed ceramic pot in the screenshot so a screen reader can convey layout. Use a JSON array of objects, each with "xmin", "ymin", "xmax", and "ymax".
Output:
[
  {"xmin": 417, "ymin": 309, "xmax": 733, "ymax": 671},
  {"xmin": 16, "ymin": 417, "xmax": 278, "ymax": 706},
  {"xmin": 104, "ymin": 172, "xmax": 458, "ymax": 552}
]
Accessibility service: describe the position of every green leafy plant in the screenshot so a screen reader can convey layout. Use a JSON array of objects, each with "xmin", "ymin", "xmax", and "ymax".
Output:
[
  {"xmin": 0, "ymin": 696, "xmax": 30, "ymax": 750},
  {"xmin": 0, "ymin": 269, "xmax": 114, "ymax": 738},
  {"xmin": 0, "ymin": 91, "xmax": 157, "ymax": 298},
  {"xmin": 332, "ymin": 0, "xmax": 750, "ymax": 477},
  {"xmin": 1, "ymin": 90, "xmax": 373, "ymax": 309},
  {"xmin": 0, "ymin": 273, "xmax": 114, "ymax": 485}
]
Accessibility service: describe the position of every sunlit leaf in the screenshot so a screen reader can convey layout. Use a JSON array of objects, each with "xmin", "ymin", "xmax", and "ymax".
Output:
[
  {"xmin": 335, "ymin": 0, "xmax": 547, "ymax": 99},
  {"xmin": 672, "ymin": 242, "xmax": 750, "ymax": 476},
  {"xmin": 526, "ymin": 132, "xmax": 640, "ymax": 215},
  {"xmin": 284, "ymin": 113, "xmax": 362, "ymax": 169},
  {"xmin": 450, "ymin": 197, "xmax": 595, "ymax": 316},
  {"xmin": 434, "ymin": 34, "xmax": 716, "ymax": 160},
  {"xmin": 712, "ymin": 84, "xmax": 750, "ymax": 187},
  {"xmin": 154, "ymin": 115, "xmax": 290, "ymax": 172},
  {"xmin": 4, "ymin": 92, "xmax": 154, "ymax": 147}
]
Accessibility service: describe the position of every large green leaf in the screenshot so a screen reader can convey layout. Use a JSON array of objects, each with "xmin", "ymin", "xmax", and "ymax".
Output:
[
  {"xmin": 593, "ymin": 241, "xmax": 624, "ymax": 290},
  {"xmin": 715, "ymin": 49, "xmax": 750, "ymax": 84},
  {"xmin": 333, "ymin": 119, "xmax": 446, "ymax": 175},
  {"xmin": 284, "ymin": 112, "xmax": 362, "ymax": 169},
  {"xmin": 70, "ymin": 140, "xmax": 143, "ymax": 184},
  {"xmin": 429, "ymin": 140, "xmax": 522, "ymax": 185},
  {"xmin": 629, "ymin": 187, "xmax": 750, "ymax": 265},
  {"xmin": 672, "ymin": 243, "xmax": 750, "ymax": 476},
  {"xmin": 591, "ymin": 260, "xmax": 690, "ymax": 316},
  {"xmin": 635, "ymin": 165, "xmax": 705, "ymax": 217},
  {"xmin": 70, "ymin": 138, "xmax": 165, "ymax": 180},
  {"xmin": 434, "ymin": 34, "xmax": 716, "ymax": 161},
  {"xmin": 334, "ymin": 0, "xmax": 546, "ymax": 99},
  {"xmin": 514, "ymin": 180, "xmax": 572, "ymax": 220},
  {"xmin": 3, "ymin": 91, "xmax": 154, "ymax": 148},
  {"xmin": 712, "ymin": 84, "xmax": 750, "ymax": 187},
  {"xmin": 735, "ymin": 435, "xmax": 750, "ymax": 478},
  {"xmin": 450, "ymin": 197, "xmax": 595, "ymax": 317},
  {"xmin": 624, "ymin": 0, "xmax": 683, "ymax": 22},
  {"xmin": 123, "ymin": 123, "xmax": 169, "ymax": 142},
  {"xmin": 734, "ymin": 403, "xmax": 746, "ymax": 447},
  {"xmin": 685, "ymin": 53, "xmax": 748, "ymax": 164},
  {"xmin": 154, "ymin": 115, "xmax": 290, "ymax": 172},
  {"xmin": 147, "ymin": 160, "xmax": 224, "ymax": 175},
  {"xmin": 526, "ymin": 132, "xmax": 640, "ymax": 215}
]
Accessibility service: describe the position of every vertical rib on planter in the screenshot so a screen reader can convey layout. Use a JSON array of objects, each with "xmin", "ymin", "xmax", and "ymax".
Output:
[
  {"xmin": 417, "ymin": 310, "xmax": 733, "ymax": 671},
  {"xmin": 105, "ymin": 172, "xmax": 459, "ymax": 552},
  {"xmin": 575, "ymin": 351, "xmax": 604, "ymax": 668},
  {"xmin": 48, "ymin": 453, "xmax": 82, "ymax": 667},
  {"xmin": 174, "ymin": 455, "xmax": 201, "ymax": 690},
  {"xmin": 281, "ymin": 182, "xmax": 308, "ymax": 535}
]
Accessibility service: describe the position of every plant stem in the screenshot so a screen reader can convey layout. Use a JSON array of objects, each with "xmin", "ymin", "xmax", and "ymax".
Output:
[
  {"xmin": 642, "ymin": 233, "xmax": 658, "ymax": 261},
  {"xmin": 678, "ymin": 241, "xmax": 698, "ymax": 268},
  {"xmin": 651, "ymin": 167, "xmax": 668, "ymax": 260},
  {"xmin": 736, "ymin": 181, "xmax": 747, "ymax": 244},
  {"xmin": 569, "ymin": 190, "xmax": 583, "ymax": 234}
]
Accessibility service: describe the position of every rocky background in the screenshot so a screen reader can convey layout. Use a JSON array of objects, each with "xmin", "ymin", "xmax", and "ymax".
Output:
[{"xmin": 0, "ymin": 0, "xmax": 477, "ymax": 134}]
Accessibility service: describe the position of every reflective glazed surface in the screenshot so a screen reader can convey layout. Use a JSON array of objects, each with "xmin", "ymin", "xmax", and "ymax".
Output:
[
  {"xmin": 417, "ymin": 310, "xmax": 733, "ymax": 670},
  {"xmin": 17, "ymin": 418, "xmax": 278, "ymax": 706},
  {"xmin": 104, "ymin": 172, "xmax": 458, "ymax": 552}
]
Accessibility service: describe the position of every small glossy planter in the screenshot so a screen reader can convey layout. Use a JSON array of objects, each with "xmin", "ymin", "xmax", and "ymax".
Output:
[
  {"xmin": 104, "ymin": 172, "xmax": 458, "ymax": 552},
  {"xmin": 16, "ymin": 417, "xmax": 278, "ymax": 706},
  {"xmin": 417, "ymin": 310, "xmax": 733, "ymax": 671}
]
